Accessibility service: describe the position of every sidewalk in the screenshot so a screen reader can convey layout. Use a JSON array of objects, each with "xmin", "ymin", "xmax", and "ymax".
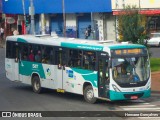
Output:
[
  {"xmin": 0, "ymin": 39, "xmax": 5, "ymax": 48},
  {"xmin": 0, "ymin": 38, "xmax": 6, "ymax": 48},
  {"xmin": 151, "ymin": 71, "xmax": 160, "ymax": 92}
]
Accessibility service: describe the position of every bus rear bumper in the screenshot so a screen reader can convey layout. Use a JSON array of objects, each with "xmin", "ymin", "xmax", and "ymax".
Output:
[{"xmin": 109, "ymin": 89, "xmax": 151, "ymax": 101}]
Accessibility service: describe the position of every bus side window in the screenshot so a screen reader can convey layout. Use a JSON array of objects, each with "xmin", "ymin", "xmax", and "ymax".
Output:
[
  {"xmin": 21, "ymin": 44, "xmax": 28, "ymax": 61},
  {"xmin": 38, "ymin": 46, "xmax": 54, "ymax": 64},
  {"xmin": 68, "ymin": 49, "xmax": 82, "ymax": 68},
  {"xmin": 82, "ymin": 51, "xmax": 96, "ymax": 70},
  {"xmin": 28, "ymin": 44, "xmax": 35, "ymax": 61},
  {"xmin": 68, "ymin": 50, "xmax": 74, "ymax": 67},
  {"xmin": 6, "ymin": 41, "xmax": 13, "ymax": 58},
  {"xmin": 49, "ymin": 48, "xmax": 54, "ymax": 64},
  {"xmin": 34, "ymin": 45, "xmax": 42, "ymax": 63}
]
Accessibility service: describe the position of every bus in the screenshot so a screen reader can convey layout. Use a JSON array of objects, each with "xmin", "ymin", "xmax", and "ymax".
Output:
[{"xmin": 5, "ymin": 35, "xmax": 151, "ymax": 103}]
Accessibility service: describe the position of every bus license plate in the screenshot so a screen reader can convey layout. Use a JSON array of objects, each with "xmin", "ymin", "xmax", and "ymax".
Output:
[{"xmin": 131, "ymin": 96, "xmax": 138, "ymax": 99}]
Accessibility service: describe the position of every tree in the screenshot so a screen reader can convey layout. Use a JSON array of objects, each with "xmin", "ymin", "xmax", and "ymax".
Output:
[{"xmin": 117, "ymin": 5, "xmax": 149, "ymax": 45}]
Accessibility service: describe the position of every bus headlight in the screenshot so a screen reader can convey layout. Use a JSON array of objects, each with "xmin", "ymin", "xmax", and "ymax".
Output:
[
  {"xmin": 112, "ymin": 84, "xmax": 121, "ymax": 92},
  {"xmin": 146, "ymin": 85, "xmax": 150, "ymax": 90}
]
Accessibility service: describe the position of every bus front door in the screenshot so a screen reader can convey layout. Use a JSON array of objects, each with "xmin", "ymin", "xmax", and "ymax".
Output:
[{"xmin": 98, "ymin": 53, "xmax": 110, "ymax": 98}]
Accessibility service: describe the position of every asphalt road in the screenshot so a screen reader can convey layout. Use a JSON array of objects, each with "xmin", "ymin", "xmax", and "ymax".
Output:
[{"xmin": 0, "ymin": 47, "xmax": 160, "ymax": 120}]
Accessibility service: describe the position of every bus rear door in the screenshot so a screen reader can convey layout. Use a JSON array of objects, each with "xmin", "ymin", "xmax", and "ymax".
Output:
[
  {"xmin": 55, "ymin": 47, "xmax": 68, "ymax": 92},
  {"xmin": 5, "ymin": 41, "xmax": 20, "ymax": 81}
]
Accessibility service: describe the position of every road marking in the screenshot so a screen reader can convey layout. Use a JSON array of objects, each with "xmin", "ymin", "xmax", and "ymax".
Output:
[
  {"xmin": 139, "ymin": 117, "xmax": 160, "ymax": 120},
  {"xmin": 122, "ymin": 107, "xmax": 160, "ymax": 110},
  {"xmin": 119, "ymin": 101, "xmax": 160, "ymax": 112},
  {"xmin": 142, "ymin": 103, "xmax": 150, "ymax": 104},
  {"xmin": 119, "ymin": 104, "xmax": 156, "ymax": 107}
]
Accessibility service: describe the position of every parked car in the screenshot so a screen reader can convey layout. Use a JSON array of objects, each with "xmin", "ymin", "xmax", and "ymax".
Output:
[{"xmin": 147, "ymin": 33, "xmax": 160, "ymax": 46}]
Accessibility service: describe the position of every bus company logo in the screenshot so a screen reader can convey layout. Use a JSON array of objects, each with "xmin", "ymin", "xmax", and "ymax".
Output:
[
  {"xmin": 32, "ymin": 64, "xmax": 38, "ymax": 69},
  {"xmin": 46, "ymin": 68, "xmax": 51, "ymax": 76},
  {"xmin": 6, "ymin": 64, "xmax": 11, "ymax": 68}
]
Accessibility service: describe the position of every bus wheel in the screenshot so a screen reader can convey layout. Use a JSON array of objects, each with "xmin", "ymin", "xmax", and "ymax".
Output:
[
  {"xmin": 32, "ymin": 76, "xmax": 42, "ymax": 94},
  {"xmin": 84, "ymin": 85, "xmax": 97, "ymax": 104}
]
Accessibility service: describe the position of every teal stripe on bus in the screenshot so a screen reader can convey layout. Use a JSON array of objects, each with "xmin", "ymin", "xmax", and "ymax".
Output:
[
  {"xmin": 17, "ymin": 38, "xmax": 28, "ymax": 43},
  {"xmin": 61, "ymin": 42, "xmax": 103, "ymax": 51},
  {"xmin": 71, "ymin": 68, "xmax": 98, "ymax": 87},
  {"xmin": 19, "ymin": 61, "xmax": 46, "ymax": 79}
]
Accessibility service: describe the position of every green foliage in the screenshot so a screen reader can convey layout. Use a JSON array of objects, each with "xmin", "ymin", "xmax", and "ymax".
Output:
[
  {"xmin": 118, "ymin": 5, "xmax": 148, "ymax": 46},
  {"xmin": 150, "ymin": 58, "xmax": 160, "ymax": 72}
]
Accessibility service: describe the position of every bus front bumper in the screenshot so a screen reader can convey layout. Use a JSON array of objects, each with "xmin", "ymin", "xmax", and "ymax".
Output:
[{"xmin": 109, "ymin": 89, "xmax": 151, "ymax": 101}]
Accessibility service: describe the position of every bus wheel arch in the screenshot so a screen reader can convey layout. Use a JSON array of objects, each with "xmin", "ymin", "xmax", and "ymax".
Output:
[
  {"xmin": 83, "ymin": 82, "xmax": 97, "ymax": 104},
  {"xmin": 31, "ymin": 73, "xmax": 42, "ymax": 94}
]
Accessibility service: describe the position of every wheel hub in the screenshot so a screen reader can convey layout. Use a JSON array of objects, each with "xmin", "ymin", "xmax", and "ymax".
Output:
[{"xmin": 86, "ymin": 89, "xmax": 94, "ymax": 100}]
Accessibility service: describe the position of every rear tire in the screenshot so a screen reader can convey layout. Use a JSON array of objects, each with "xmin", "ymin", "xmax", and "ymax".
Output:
[
  {"xmin": 32, "ymin": 76, "xmax": 42, "ymax": 94},
  {"xmin": 84, "ymin": 85, "xmax": 97, "ymax": 104}
]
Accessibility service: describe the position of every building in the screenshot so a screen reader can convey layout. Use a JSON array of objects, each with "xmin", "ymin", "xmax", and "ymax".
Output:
[
  {"xmin": 112, "ymin": 0, "xmax": 160, "ymax": 39},
  {"xmin": 2, "ymin": 0, "xmax": 115, "ymax": 40}
]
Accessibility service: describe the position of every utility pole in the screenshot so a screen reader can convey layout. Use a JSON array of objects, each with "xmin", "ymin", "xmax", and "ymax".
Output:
[
  {"xmin": 62, "ymin": 0, "xmax": 66, "ymax": 37},
  {"xmin": 91, "ymin": 12, "xmax": 95, "ymax": 40},
  {"xmin": 115, "ymin": 0, "xmax": 119, "ymax": 41},
  {"xmin": 22, "ymin": 0, "xmax": 26, "ymax": 34},
  {"xmin": 139, "ymin": 0, "xmax": 141, "ymax": 11},
  {"xmin": 29, "ymin": 0, "xmax": 35, "ymax": 35}
]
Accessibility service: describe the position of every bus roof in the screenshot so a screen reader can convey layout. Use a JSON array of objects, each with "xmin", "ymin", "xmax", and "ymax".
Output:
[{"xmin": 6, "ymin": 35, "xmax": 146, "ymax": 51}]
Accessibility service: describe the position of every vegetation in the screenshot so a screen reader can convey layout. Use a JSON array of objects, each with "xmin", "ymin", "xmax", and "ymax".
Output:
[
  {"xmin": 150, "ymin": 58, "xmax": 160, "ymax": 72},
  {"xmin": 117, "ymin": 5, "xmax": 149, "ymax": 46}
]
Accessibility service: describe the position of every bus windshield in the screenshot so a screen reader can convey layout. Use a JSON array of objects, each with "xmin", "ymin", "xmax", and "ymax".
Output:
[{"xmin": 112, "ymin": 56, "xmax": 150, "ymax": 87}]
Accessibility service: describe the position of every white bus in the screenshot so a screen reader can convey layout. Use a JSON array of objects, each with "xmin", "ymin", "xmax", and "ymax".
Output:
[{"xmin": 5, "ymin": 35, "xmax": 151, "ymax": 103}]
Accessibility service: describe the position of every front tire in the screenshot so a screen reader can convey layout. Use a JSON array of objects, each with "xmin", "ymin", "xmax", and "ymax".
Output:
[
  {"xmin": 84, "ymin": 85, "xmax": 97, "ymax": 104},
  {"xmin": 32, "ymin": 76, "xmax": 42, "ymax": 94}
]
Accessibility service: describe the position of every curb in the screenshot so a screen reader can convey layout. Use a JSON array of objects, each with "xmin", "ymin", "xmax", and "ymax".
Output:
[
  {"xmin": 151, "ymin": 91, "xmax": 160, "ymax": 94},
  {"xmin": 0, "ymin": 44, "xmax": 5, "ymax": 48},
  {"xmin": 151, "ymin": 71, "xmax": 160, "ymax": 75}
]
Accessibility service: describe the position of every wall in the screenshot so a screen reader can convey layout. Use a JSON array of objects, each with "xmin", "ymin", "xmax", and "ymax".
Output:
[
  {"xmin": 93, "ymin": 13, "xmax": 104, "ymax": 40},
  {"xmin": 112, "ymin": 0, "xmax": 160, "ymax": 9},
  {"xmin": 66, "ymin": 14, "xmax": 77, "ymax": 38},
  {"xmin": 105, "ymin": 15, "xmax": 115, "ymax": 40}
]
